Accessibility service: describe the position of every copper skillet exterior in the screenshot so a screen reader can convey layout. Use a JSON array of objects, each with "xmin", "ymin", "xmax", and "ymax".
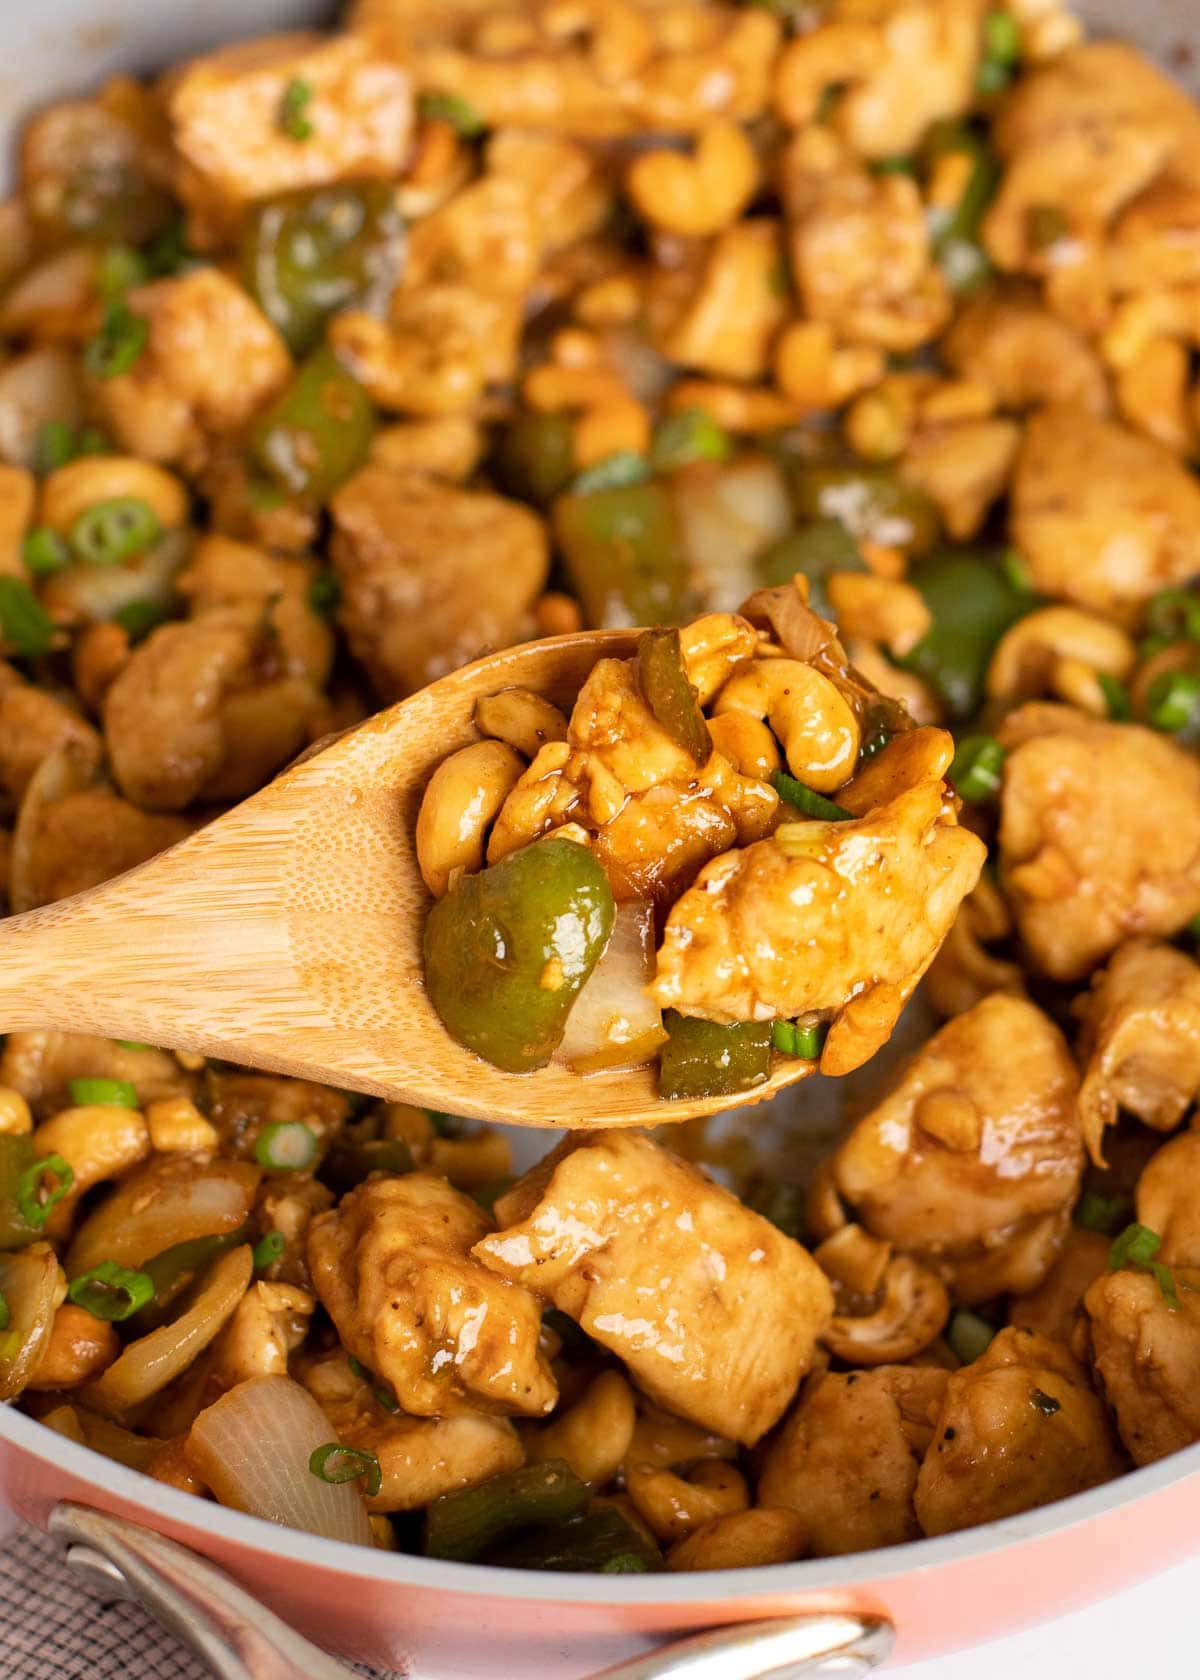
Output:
[{"xmin": 1, "ymin": 0, "xmax": 1198, "ymax": 1674}]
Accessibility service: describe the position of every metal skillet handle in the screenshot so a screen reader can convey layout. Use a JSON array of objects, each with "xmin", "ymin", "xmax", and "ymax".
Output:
[{"xmin": 50, "ymin": 1502, "xmax": 894, "ymax": 1680}]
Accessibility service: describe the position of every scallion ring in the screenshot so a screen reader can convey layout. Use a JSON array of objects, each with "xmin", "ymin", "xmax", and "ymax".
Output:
[
  {"xmin": 1109, "ymin": 1222, "xmax": 1162, "ymax": 1270},
  {"xmin": 772, "ymin": 1019, "xmax": 827, "ymax": 1060},
  {"xmin": 68, "ymin": 1077, "xmax": 138, "ymax": 1109},
  {"xmin": 83, "ymin": 300, "xmax": 149, "ymax": 380},
  {"xmin": 948, "ymin": 735, "xmax": 1005, "ymax": 802},
  {"xmin": 22, "ymin": 527, "xmax": 72, "ymax": 579},
  {"xmin": 67, "ymin": 1261, "xmax": 155, "ymax": 1322},
  {"xmin": 946, "ymin": 1307, "xmax": 995, "ymax": 1366},
  {"xmin": 255, "ymin": 1120, "xmax": 318, "ymax": 1171},
  {"xmin": 771, "ymin": 771, "xmax": 853, "ymax": 823},
  {"xmin": 0, "ymin": 577, "xmax": 55, "ymax": 659},
  {"xmin": 309, "ymin": 1442, "xmax": 382, "ymax": 1499},
  {"xmin": 15, "ymin": 1155, "xmax": 75, "ymax": 1229},
  {"xmin": 252, "ymin": 1230, "xmax": 287, "ymax": 1269},
  {"xmin": 70, "ymin": 497, "xmax": 161, "ymax": 567},
  {"xmin": 1147, "ymin": 670, "xmax": 1200, "ymax": 735}
]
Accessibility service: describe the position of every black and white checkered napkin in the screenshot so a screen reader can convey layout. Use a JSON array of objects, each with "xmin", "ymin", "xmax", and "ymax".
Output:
[{"xmin": 0, "ymin": 1523, "xmax": 395, "ymax": 1680}]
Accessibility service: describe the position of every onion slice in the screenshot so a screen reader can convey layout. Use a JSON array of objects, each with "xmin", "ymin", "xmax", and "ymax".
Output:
[
  {"xmin": 67, "ymin": 1157, "xmax": 259, "ymax": 1279},
  {"xmin": 82, "ymin": 1245, "xmax": 253, "ymax": 1419},
  {"xmin": 673, "ymin": 456, "xmax": 791, "ymax": 613},
  {"xmin": 558, "ymin": 902, "xmax": 666, "ymax": 1074},
  {"xmin": 186, "ymin": 1374, "xmax": 374, "ymax": 1547},
  {"xmin": 0, "ymin": 1243, "xmax": 65, "ymax": 1400}
]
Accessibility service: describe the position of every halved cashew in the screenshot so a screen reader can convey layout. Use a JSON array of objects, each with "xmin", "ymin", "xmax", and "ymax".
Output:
[
  {"xmin": 715, "ymin": 659, "xmax": 860, "ymax": 791},
  {"xmin": 826, "ymin": 574, "xmax": 931, "ymax": 658},
  {"xmin": 806, "ymin": 1157, "xmax": 848, "ymax": 1244},
  {"xmin": 0, "ymin": 1088, "xmax": 32, "ymax": 1136},
  {"xmin": 28, "ymin": 1303, "xmax": 119, "ymax": 1390},
  {"xmin": 822, "ymin": 1254, "xmax": 950, "ymax": 1366},
  {"xmin": 774, "ymin": 25, "xmax": 883, "ymax": 126},
  {"xmin": 623, "ymin": 1405, "xmax": 738, "ymax": 1475},
  {"xmin": 813, "ymin": 1223, "xmax": 892, "ymax": 1297},
  {"xmin": 1100, "ymin": 288, "xmax": 1200, "ymax": 370},
  {"xmin": 678, "ymin": 612, "xmax": 759, "ymax": 705},
  {"xmin": 627, "ymin": 120, "xmax": 759, "ymax": 238},
  {"xmin": 986, "ymin": 606, "xmax": 1135, "ymax": 706},
  {"xmin": 33, "ymin": 1105, "xmax": 151, "ymax": 1236},
  {"xmin": 708, "ymin": 713, "xmax": 782, "ymax": 780},
  {"xmin": 667, "ymin": 1508, "xmax": 810, "ymax": 1572},
  {"xmin": 145, "ymin": 1096, "xmax": 219, "ymax": 1155},
  {"xmin": 416, "ymin": 740, "xmax": 526, "ymax": 897},
  {"xmin": 474, "ymin": 688, "xmax": 569, "ymax": 761},
  {"xmin": 40, "ymin": 457, "xmax": 189, "ymax": 535},
  {"xmin": 625, "ymin": 1458, "xmax": 750, "ymax": 1543},
  {"xmin": 527, "ymin": 1369, "xmax": 636, "ymax": 1487},
  {"xmin": 775, "ymin": 321, "xmax": 884, "ymax": 413}
]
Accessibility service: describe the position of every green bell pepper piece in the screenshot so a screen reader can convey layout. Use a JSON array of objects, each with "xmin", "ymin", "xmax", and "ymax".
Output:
[
  {"xmin": 659, "ymin": 1012, "xmax": 773, "ymax": 1101},
  {"xmin": 483, "ymin": 1504, "xmax": 661, "ymax": 1573},
  {"xmin": 424, "ymin": 1460, "xmax": 590, "ymax": 1562},
  {"xmin": 249, "ymin": 343, "xmax": 375, "ymax": 504},
  {"xmin": 787, "ymin": 462, "xmax": 940, "ymax": 556},
  {"xmin": 757, "ymin": 518, "xmax": 867, "ymax": 617},
  {"xmin": 496, "ymin": 412, "xmax": 577, "ymax": 506},
  {"xmin": 899, "ymin": 546, "xmax": 1032, "ymax": 721},
  {"xmin": 638, "ymin": 627, "xmax": 711, "ymax": 762},
  {"xmin": 553, "ymin": 482, "xmax": 694, "ymax": 628},
  {"xmin": 424, "ymin": 838, "xmax": 616, "ymax": 1073},
  {"xmin": 0, "ymin": 1136, "xmax": 38, "ymax": 1251}
]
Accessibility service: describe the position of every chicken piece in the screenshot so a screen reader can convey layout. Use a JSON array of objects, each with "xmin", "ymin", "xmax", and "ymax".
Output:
[
  {"xmin": 485, "ymin": 129, "xmax": 611, "ymax": 257},
  {"xmin": 1009, "ymin": 1228, "xmax": 1110, "ymax": 1345},
  {"xmin": 1011, "ymin": 409, "xmax": 1200, "ymax": 618},
  {"xmin": 834, "ymin": 995, "xmax": 1083, "ymax": 1302},
  {"xmin": 651, "ymin": 777, "xmax": 985, "ymax": 1074},
  {"xmin": 18, "ymin": 82, "xmax": 172, "ymax": 242},
  {"xmin": 0, "ymin": 663, "xmax": 98, "ymax": 811},
  {"xmin": 330, "ymin": 466, "xmax": 548, "ymax": 700},
  {"xmin": 758, "ymin": 1366, "xmax": 949, "ymax": 1556},
  {"xmin": 177, "ymin": 535, "xmax": 334, "ymax": 690},
  {"xmin": 103, "ymin": 600, "xmax": 326, "ymax": 810},
  {"xmin": 208, "ymin": 1281, "xmax": 315, "ymax": 1392},
  {"xmin": 1075, "ymin": 941, "xmax": 1200, "ymax": 1167},
  {"xmin": 900, "ymin": 419, "xmax": 1019, "ymax": 541},
  {"xmin": 404, "ymin": 173, "xmax": 541, "ymax": 299},
  {"xmin": 11, "ymin": 787, "xmax": 192, "ymax": 911},
  {"xmin": 299, "ymin": 1348, "xmax": 523, "ymax": 1513},
  {"xmin": 783, "ymin": 144, "xmax": 948, "ymax": 353},
  {"xmin": 0, "ymin": 1031, "xmax": 186, "ymax": 1118},
  {"xmin": 166, "ymin": 28, "xmax": 413, "ymax": 245},
  {"xmin": 997, "ymin": 704, "xmax": 1200, "ymax": 981},
  {"xmin": 1107, "ymin": 172, "xmax": 1200, "ymax": 295},
  {"xmin": 984, "ymin": 43, "xmax": 1200, "ymax": 272},
  {"xmin": 254, "ymin": 1175, "xmax": 334, "ymax": 1290},
  {"xmin": 367, "ymin": 417, "xmax": 484, "ymax": 483},
  {"xmin": 914, "ymin": 1326, "xmax": 1123, "ymax": 1534},
  {"xmin": 941, "ymin": 284, "xmax": 1109, "ymax": 416},
  {"xmin": 330, "ymin": 285, "xmax": 523, "ymax": 414},
  {"xmin": 1085, "ymin": 1265, "xmax": 1200, "ymax": 1465},
  {"xmin": 653, "ymin": 221, "xmax": 789, "ymax": 383},
  {"xmin": 93, "ymin": 268, "xmax": 291, "ymax": 473},
  {"xmin": 474, "ymin": 1131, "xmax": 834, "ymax": 1446},
  {"xmin": 923, "ymin": 873, "xmax": 1025, "ymax": 1019},
  {"xmin": 308, "ymin": 1175, "xmax": 556, "ymax": 1420},
  {"xmin": 204, "ymin": 1070, "xmax": 348, "ymax": 1163},
  {"xmin": 1133, "ymin": 1131, "xmax": 1200, "ymax": 1270},
  {"xmin": 412, "ymin": 5, "xmax": 780, "ymax": 139}
]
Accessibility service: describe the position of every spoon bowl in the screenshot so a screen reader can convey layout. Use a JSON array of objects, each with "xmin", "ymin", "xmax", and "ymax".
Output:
[{"xmin": 0, "ymin": 631, "xmax": 816, "ymax": 1128}]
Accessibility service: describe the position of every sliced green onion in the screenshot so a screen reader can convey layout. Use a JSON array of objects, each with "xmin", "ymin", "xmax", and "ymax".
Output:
[
  {"xmin": 1150, "ymin": 1261, "xmax": 1181, "ymax": 1309},
  {"xmin": 96, "ymin": 242, "xmax": 149, "ymax": 300},
  {"xmin": 308, "ymin": 1442, "xmax": 381, "ymax": 1499},
  {"xmin": 115, "ymin": 1039, "xmax": 153, "ymax": 1052},
  {"xmin": 308, "ymin": 568, "xmax": 341, "ymax": 617},
  {"xmin": 1002, "ymin": 548, "xmax": 1035, "ymax": 595},
  {"xmin": 1029, "ymin": 1386, "xmax": 1061, "ymax": 1416},
  {"xmin": 650, "ymin": 409, "xmax": 731, "ymax": 474},
  {"xmin": 772, "ymin": 770, "xmax": 853, "ymax": 823},
  {"xmin": 1074, "ymin": 1191, "xmax": 1131, "ymax": 1235},
  {"xmin": 32, "ymin": 420, "xmax": 76, "ymax": 474},
  {"xmin": 67, "ymin": 1260, "xmax": 155, "ymax": 1322},
  {"xmin": 1146, "ymin": 588, "xmax": 1200, "ymax": 644},
  {"xmin": 947, "ymin": 1307, "xmax": 995, "ymax": 1366},
  {"xmin": 417, "ymin": 91, "xmax": 486, "ymax": 137},
  {"xmin": 1109, "ymin": 1222, "xmax": 1162, "ymax": 1269},
  {"xmin": 871, "ymin": 156, "xmax": 916, "ymax": 176},
  {"xmin": 279, "ymin": 78, "xmax": 315, "ymax": 141},
  {"xmin": 772, "ymin": 1019, "xmax": 826, "ymax": 1059},
  {"xmin": 15, "ymin": 1155, "xmax": 75, "ymax": 1229},
  {"xmin": 0, "ymin": 577, "xmax": 55, "ymax": 658},
  {"xmin": 1140, "ymin": 633, "xmax": 1173, "ymax": 661},
  {"xmin": 113, "ymin": 599, "xmax": 168, "ymax": 641},
  {"xmin": 348, "ymin": 1355, "xmax": 402, "ymax": 1414},
  {"xmin": 0, "ymin": 1291, "xmax": 8, "ymax": 1332},
  {"xmin": 977, "ymin": 9, "xmax": 1021, "ymax": 93},
  {"xmin": 570, "ymin": 451, "xmax": 651, "ymax": 495},
  {"xmin": 84, "ymin": 300, "xmax": 149, "ymax": 379},
  {"xmin": 70, "ymin": 497, "xmax": 161, "ymax": 567},
  {"xmin": 22, "ymin": 527, "xmax": 72, "ymax": 578},
  {"xmin": 948, "ymin": 735, "xmax": 1005, "ymax": 802},
  {"xmin": 1097, "ymin": 673, "xmax": 1131, "ymax": 722},
  {"xmin": 1147, "ymin": 670, "xmax": 1200, "ymax": 734},
  {"xmin": 252, "ymin": 1230, "xmax": 287, "ymax": 1269},
  {"xmin": 255, "ymin": 1120, "xmax": 318, "ymax": 1172},
  {"xmin": 76, "ymin": 424, "xmax": 112, "ymax": 457},
  {"xmin": 68, "ymin": 1077, "xmax": 137, "ymax": 1109}
]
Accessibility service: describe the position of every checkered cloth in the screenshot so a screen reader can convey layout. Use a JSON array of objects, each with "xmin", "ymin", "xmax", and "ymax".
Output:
[{"xmin": 0, "ymin": 1522, "xmax": 393, "ymax": 1680}]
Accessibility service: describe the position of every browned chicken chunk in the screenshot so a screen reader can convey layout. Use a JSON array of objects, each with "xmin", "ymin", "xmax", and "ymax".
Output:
[
  {"xmin": 834, "ymin": 994, "xmax": 1083, "ymax": 1302},
  {"xmin": 1086, "ymin": 1265, "xmax": 1200, "ymax": 1466},
  {"xmin": 473, "ymin": 1130, "xmax": 833, "ymax": 1446}
]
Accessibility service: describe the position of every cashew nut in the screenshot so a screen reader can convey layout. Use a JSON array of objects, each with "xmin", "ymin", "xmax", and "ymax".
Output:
[
  {"xmin": 774, "ymin": 25, "xmax": 883, "ymax": 127},
  {"xmin": 0, "ymin": 1088, "xmax": 32, "ymax": 1136},
  {"xmin": 527, "ymin": 1369, "xmax": 636, "ymax": 1487},
  {"xmin": 986, "ymin": 606, "xmax": 1135, "ymax": 705},
  {"xmin": 145, "ymin": 1095, "xmax": 219, "ymax": 1155},
  {"xmin": 667, "ymin": 1508, "xmax": 809, "ymax": 1572},
  {"xmin": 822, "ymin": 1254, "xmax": 950, "ymax": 1365},
  {"xmin": 776, "ymin": 321, "xmax": 885, "ymax": 413},
  {"xmin": 40, "ymin": 456, "xmax": 189, "ymax": 536},
  {"xmin": 627, "ymin": 120, "xmax": 759, "ymax": 238},
  {"xmin": 474, "ymin": 688, "xmax": 569, "ymax": 762},
  {"xmin": 708, "ymin": 713, "xmax": 782, "ymax": 780},
  {"xmin": 715, "ymin": 658, "xmax": 860, "ymax": 791},
  {"xmin": 416, "ymin": 740, "xmax": 527, "ymax": 897},
  {"xmin": 625, "ymin": 1458, "xmax": 750, "ymax": 1543},
  {"xmin": 826, "ymin": 573, "xmax": 931, "ymax": 658},
  {"xmin": 33, "ymin": 1104, "xmax": 151, "ymax": 1236},
  {"xmin": 678, "ymin": 612, "xmax": 760, "ymax": 705},
  {"xmin": 813, "ymin": 1223, "xmax": 893, "ymax": 1297},
  {"xmin": 806, "ymin": 1157, "xmax": 849, "ymax": 1244}
]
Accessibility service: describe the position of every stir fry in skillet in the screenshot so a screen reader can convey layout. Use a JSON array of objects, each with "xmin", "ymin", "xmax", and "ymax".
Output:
[{"xmin": 4, "ymin": 0, "xmax": 1200, "ymax": 1575}]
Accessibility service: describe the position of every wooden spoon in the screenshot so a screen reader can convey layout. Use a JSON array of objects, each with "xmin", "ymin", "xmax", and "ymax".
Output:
[{"xmin": 0, "ymin": 631, "xmax": 816, "ymax": 1129}]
